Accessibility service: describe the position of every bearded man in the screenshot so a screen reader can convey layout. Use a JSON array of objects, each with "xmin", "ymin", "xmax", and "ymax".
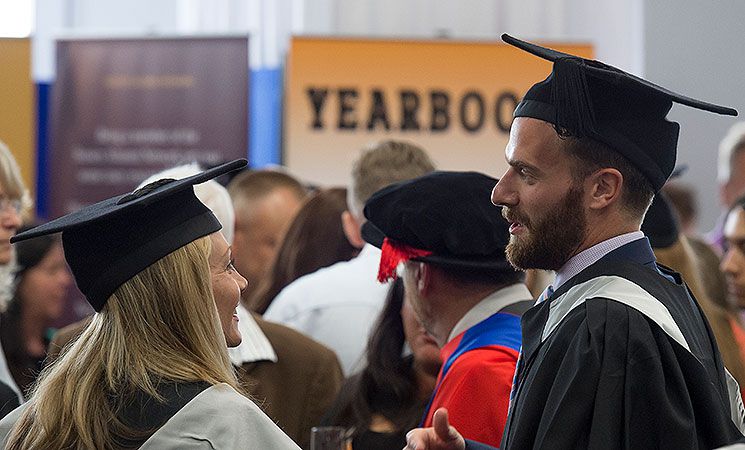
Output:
[{"xmin": 405, "ymin": 35, "xmax": 745, "ymax": 450}]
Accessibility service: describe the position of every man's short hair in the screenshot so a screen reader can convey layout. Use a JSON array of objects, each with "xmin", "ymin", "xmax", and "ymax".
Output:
[
  {"xmin": 441, "ymin": 264, "xmax": 525, "ymax": 288},
  {"xmin": 562, "ymin": 137, "xmax": 654, "ymax": 220},
  {"xmin": 348, "ymin": 140, "xmax": 435, "ymax": 219},
  {"xmin": 227, "ymin": 169, "xmax": 307, "ymax": 205},
  {"xmin": 718, "ymin": 122, "xmax": 745, "ymax": 183}
]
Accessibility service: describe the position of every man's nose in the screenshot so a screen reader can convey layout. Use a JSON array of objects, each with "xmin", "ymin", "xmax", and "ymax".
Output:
[
  {"xmin": 491, "ymin": 174, "xmax": 517, "ymax": 207},
  {"xmin": 721, "ymin": 249, "xmax": 741, "ymax": 276}
]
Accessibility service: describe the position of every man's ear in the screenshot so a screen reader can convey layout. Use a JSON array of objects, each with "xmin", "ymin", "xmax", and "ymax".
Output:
[
  {"xmin": 587, "ymin": 168, "xmax": 624, "ymax": 211},
  {"xmin": 415, "ymin": 262, "xmax": 431, "ymax": 296},
  {"xmin": 341, "ymin": 210, "xmax": 365, "ymax": 249}
]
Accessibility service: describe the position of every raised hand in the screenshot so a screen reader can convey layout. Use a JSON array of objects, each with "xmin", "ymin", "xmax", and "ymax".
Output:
[{"xmin": 403, "ymin": 408, "xmax": 466, "ymax": 450}]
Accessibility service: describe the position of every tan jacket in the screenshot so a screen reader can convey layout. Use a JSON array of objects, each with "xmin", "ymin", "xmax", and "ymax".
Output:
[{"xmin": 240, "ymin": 315, "xmax": 343, "ymax": 449}]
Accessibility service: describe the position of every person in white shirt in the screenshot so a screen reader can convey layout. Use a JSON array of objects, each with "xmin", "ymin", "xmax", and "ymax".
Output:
[{"xmin": 265, "ymin": 140, "xmax": 435, "ymax": 374}]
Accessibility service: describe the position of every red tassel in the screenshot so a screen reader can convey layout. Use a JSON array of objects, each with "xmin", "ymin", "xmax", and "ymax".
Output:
[{"xmin": 377, "ymin": 238, "xmax": 432, "ymax": 282}]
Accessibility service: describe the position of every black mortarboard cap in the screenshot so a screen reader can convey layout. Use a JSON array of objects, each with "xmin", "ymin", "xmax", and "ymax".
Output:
[
  {"xmin": 361, "ymin": 171, "xmax": 515, "ymax": 275},
  {"xmin": 11, "ymin": 159, "xmax": 247, "ymax": 311},
  {"xmin": 503, "ymin": 34, "xmax": 737, "ymax": 192}
]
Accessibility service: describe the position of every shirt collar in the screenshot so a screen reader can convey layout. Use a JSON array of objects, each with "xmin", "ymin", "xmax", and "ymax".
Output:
[
  {"xmin": 447, "ymin": 283, "xmax": 533, "ymax": 343},
  {"xmin": 228, "ymin": 304, "xmax": 278, "ymax": 366},
  {"xmin": 358, "ymin": 243, "xmax": 381, "ymax": 259},
  {"xmin": 553, "ymin": 231, "xmax": 645, "ymax": 290}
]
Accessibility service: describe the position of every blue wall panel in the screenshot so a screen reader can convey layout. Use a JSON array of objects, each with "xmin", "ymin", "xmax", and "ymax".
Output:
[
  {"xmin": 35, "ymin": 82, "xmax": 51, "ymax": 220},
  {"xmin": 249, "ymin": 67, "xmax": 283, "ymax": 168}
]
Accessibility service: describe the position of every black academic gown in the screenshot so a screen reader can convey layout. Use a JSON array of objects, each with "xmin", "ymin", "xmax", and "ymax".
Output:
[
  {"xmin": 0, "ymin": 381, "xmax": 19, "ymax": 420},
  {"xmin": 113, "ymin": 381, "xmax": 210, "ymax": 448},
  {"xmin": 467, "ymin": 238, "xmax": 744, "ymax": 450}
]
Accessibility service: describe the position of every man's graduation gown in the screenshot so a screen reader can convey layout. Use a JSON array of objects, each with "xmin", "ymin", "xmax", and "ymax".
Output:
[
  {"xmin": 468, "ymin": 238, "xmax": 745, "ymax": 450},
  {"xmin": 422, "ymin": 309, "xmax": 523, "ymax": 446}
]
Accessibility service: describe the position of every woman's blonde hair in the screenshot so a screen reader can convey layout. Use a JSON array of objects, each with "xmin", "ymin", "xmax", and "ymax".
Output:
[
  {"xmin": 6, "ymin": 236, "xmax": 239, "ymax": 449},
  {"xmin": 654, "ymin": 235, "xmax": 745, "ymax": 389}
]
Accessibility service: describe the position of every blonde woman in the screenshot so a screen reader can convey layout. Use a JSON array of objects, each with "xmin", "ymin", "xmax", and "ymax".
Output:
[
  {"xmin": 0, "ymin": 140, "xmax": 30, "ymax": 267},
  {"xmin": 0, "ymin": 139, "xmax": 32, "ymax": 412},
  {"xmin": 0, "ymin": 160, "xmax": 300, "ymax": 449}
]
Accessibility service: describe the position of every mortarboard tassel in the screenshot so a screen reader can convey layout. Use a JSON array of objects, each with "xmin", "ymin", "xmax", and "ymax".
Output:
[
  {"xmin": 551, "ymin": 57, "xmax": 597, "ymax": 139},
  {"xmin": 118, "ymin": 178, "xmax": 176, "ymax": 204},
  {"xmin": 377, "ymin": 237, "xmax": 432, "ymax": 283}
]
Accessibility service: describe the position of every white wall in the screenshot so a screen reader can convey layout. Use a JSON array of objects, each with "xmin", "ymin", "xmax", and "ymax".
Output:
[
  {"xmin": 296, "ymin": 0, "xmax": 642, "ymax": 73},
  {"xmin": 35, "ymin": 0, "xmax": 643, "ymax": 77},
  {"xmin": 644, "ymin": 0, "xmax": 745, "ymax": 232}
]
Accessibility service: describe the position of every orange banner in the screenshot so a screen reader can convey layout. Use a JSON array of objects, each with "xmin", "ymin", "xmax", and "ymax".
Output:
[
  {"xmin": 0, "ymin": 38, "xmax": 34, "ymax": 196},
  {"xmin": 284, "ymin": 37, "xmax": 592, "ymax": 185}
]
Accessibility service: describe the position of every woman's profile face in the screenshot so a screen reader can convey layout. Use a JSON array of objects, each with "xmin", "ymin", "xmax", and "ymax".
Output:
[
  {"xmin": 17, "ymin": 242, "xmax": 72, "ymax": 322},
  {"xmin": 401, "ymin": 298, "xmax": 442, "ymax": 377},
  {"xmin": 0, "ymin": 183, "xmax": 22, "ymax": 265},
  {"xmin": 209, "ymin": 232, "xmax": 247, "ymax": 347}
]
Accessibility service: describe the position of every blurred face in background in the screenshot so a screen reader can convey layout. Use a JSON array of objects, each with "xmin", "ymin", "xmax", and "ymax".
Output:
[
  {"xmin": 401, "ymin": 297, "xmax": 441, "ymax": 378},
  {"xmin": 0, "ymin": 184, "xmax": 22, "ymax": 265},
  {"xmin": 17, "ymin": 242, "xmax": 72, "ymax": 322},
  {"xmin": 721, "ymin": 149, "xmax": 745, "ymax": 209},
  {"xmin": 232, "ymin": 187, "xmax": 303, "ymax": 288},
  {"xmin": 721, "ymin": 206, "xmax": 745, "ymax": 308}
]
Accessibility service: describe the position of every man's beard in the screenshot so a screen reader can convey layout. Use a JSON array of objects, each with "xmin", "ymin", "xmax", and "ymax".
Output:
[{"xmin": 503, "ymin": 185, "xmax": 587, "ymax": 271}]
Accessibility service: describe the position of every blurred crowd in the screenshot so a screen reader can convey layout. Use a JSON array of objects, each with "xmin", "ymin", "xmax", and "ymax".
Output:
[
  {"xmin": 0, "ymin": 120, "xmax": 742, "ymax": 448},
  {"xmin": 0, "ymin": 39, "xmax": 744, "ymax": 449}
]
